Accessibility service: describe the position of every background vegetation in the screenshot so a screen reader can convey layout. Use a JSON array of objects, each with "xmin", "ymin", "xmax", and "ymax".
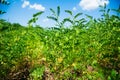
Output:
[{"xmin": 0, "ymin": 4, "xmax": 120, "ymax": 80}]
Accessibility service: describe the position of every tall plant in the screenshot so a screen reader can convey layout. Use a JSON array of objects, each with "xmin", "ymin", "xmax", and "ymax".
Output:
[
  {"xmin": 47, "ymin": 6, "xmax": 63, "ymax": 28},
  {"xmin": 64, "ymin": 10, "xmax": 83, "ymax": 26},
  {"xmin": 28, "ymin": 11, "xmax": 44, "ymax": 27}
]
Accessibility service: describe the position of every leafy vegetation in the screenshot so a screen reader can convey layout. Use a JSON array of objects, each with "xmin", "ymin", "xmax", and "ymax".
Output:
[
  {"xmin": 0, "ymin": 5, "xmax": 120, "ymax": 80},
  {"xmin": 0, "ymin": 0, "xmax": 10, "ymax": 14},
  {"xmin": 28, "ymin": 11, "xmax": 44, "ymax": 27}
]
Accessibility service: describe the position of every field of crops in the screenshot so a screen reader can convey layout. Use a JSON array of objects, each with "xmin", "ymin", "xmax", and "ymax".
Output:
[{"xmin": 0, "ymin": 5, "xmax": 120, "ymax": 80}]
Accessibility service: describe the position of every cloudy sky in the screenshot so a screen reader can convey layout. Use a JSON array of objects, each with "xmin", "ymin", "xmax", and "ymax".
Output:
[{"xmin": 0, "ymin": 0, "xmax": 120, "ymax": 27}]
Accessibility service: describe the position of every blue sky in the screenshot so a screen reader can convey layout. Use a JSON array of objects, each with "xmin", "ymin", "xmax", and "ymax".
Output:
[{"xmin": 0, "ymin": 0, "xmax": 120, "ymax": 27}]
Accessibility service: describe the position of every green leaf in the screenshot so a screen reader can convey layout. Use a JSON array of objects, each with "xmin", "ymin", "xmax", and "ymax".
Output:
[
  {"xmin": 62, "ymin": 18, "xmax": 73, "ymax": 24},
  {"xmin": 50, "ymin": 8, "xmax": 56, "ymax": 16},
  {"xmin": 74, "ymin": 13, "xmax": 83, "ymax": 19},
  {"xmin": 99, "ymin": 5, "xmax": 104, "ymax": 8},
  {"xmin": 33, "ymin": 17, "xmax": 38, "ymax": 23},
  {"xmin": 1, "ymin": 0, "xmax": 10, "ymax": 5},
  {"xmin": 85, "ymin": 14, "xmax": 93, "ymax": 19},
  {"xmin": 33, "ymin": 11, "xmax": 44, "ymax": 17},
  {"xmin": 28, "ymin": 19, "xmax": 33, "ymax": 24},
  {"xmin": 47, "ymin": 16, "xmax": 58, "ymax": 22},
  {"xmin": 28, "ymin": 17, "xmax": 38, "ymax": 24},
  {"xmin": 0, "ymin": 10, "xmax": 6, "ymax": 14},
  {"xmin": 65, "ymin": 10, "xmax": 72, "ymax": 15},
  {"xmin": 112, "ymin": 5, "xmax": 120, "ymax": 13},
  {"xmin": 107, "ymin": 9, "xmax": 110, "ymax": 14},
  {"xmin": 57, "ymin": 6, "xmax": 60, "ymax": 16},
  {"xmin": 99, "ymin": 9, "xmax": 105, "ymax": 12},
  {"xmin": 111, "ymin": 69, "xmax": 117, "ymax": 77},
  {"xmin": 103, "ymin": 3, "xmax": 106, "ymax": 9}
]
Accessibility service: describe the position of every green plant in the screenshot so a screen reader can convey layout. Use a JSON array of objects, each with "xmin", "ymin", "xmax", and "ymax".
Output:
[
  {"xmin": 28, "ymin": 11, "xmax": 44, "ymax": 27},
  {"xmin": 29, "ymin": 66, "xmax": 45, "ymax": 80},
  {"xmin": 64, "ymin": 10, "xmax": 83, "ymax": 26},
  {"xmin": 0, "ymin": 5, "xmax": 120, "ymax": 80},
  {"xmin": 47, "ymin": 6, "xmax": 64, "ymax": 28},
  {"xmin": 0, "ymin": 0, "xmax": 10, "ymax": 14}
]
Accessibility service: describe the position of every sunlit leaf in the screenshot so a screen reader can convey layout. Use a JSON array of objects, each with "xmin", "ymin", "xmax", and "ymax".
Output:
[
  {"xmin": 47, "ymin": 16, "xmax": 58, "ymax": 22},
  {"xmin": 99, "ymin": 9, "xmax": 105, "ymax": 12},
  {"xmin": 50, "ymin": 8, "xmax": 56, "ymax": 16},
  {"xmin": 74, "ymin": 13, "xmax": 83, "ymax": 19},
  {"xmin": 62, "ymin": 18, "xmax": 73, "ymax": 24},
  {"xmin": 0, "ymin": 10, "xmax": 6, "ymax": 14},
  {"xmin": 65, "ymin": 10, "xmax": 72, "ymax": 15},
  {"xmin": 107, "ymin": 9, "xmax": 110, "ymax": 14},
  {"xmin": 57, "ymin": 6, "xmax": 60, "ymax": 16},
  {"xmin": 0, "ymin": 0, "xmax": 10, "ymax": 5},
  {"xmin": 33, "ymin": 11, "xmax": 44, "ymax": 17},
  {"xmin": 112, "ymin": 5, "xmax": 120, "ymax": 13},
  {"xmin": 85, "ymin": 14, "xmax": 93, "ymax": 19}
]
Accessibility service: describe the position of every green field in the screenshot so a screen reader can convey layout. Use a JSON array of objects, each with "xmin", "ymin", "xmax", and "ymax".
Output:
[{"xmin": 0, "ymin": 5, "xmax": 120, "ymax": 80}]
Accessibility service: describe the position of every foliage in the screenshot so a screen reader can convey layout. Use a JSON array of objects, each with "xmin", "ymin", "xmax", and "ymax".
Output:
[
  {"xmin": 0, "ymin": 0, "xmax": 10, "ymax": 14},
  {"xmin": 65, "ymin": 10, "xmax": 83, "ymax": 26},
  {"xmin": 28, "ymin": 11, "xmax": 44, "ymax": 27},
  {"xmin": 0, "ymin": 22, "xmax": 44, "ymax": 79},
  {"xmin": 47, "ymin": 6, "xmax": 64, "ymax": 28},
  {"xmin": 0, "ymin": 6, "xmax": 120, "ymax": 80}
]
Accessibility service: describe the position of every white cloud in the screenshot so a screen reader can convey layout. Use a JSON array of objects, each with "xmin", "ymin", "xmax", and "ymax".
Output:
[
  {"xmin": 21, "ymin": 0, "xmax": 45, "ymax": 11},
  {"xmin": 43, "ymin": 19, "xmax": 49, "ymax": 22},
  {"xmin": 22, "ymin": 0, "xmax": 30, "ymax": 8},
  {"xmin": 73, "ymin": 7, "xmax": 77, "ymax": 11},
  {"xmin": 98, "ymin": 0, "xmax": 109, "ymax": 6},
  {"xmin": 30, "ymin": 3, "xmax": 45, "ymax": 11},
  {"xmin": 79, "ymin": 0, "xmax": 109, "ymax": 11}
]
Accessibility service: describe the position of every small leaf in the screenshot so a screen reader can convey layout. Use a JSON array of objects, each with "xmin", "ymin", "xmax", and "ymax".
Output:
[
  {"xmin": 1, "ymin": 0, "xmax": 10, "ymax": 5},
  {"xmin": 79, "ymin": 18, "xmax": 86, "ymax": 21},
  {"xmin": 111, "ymin": 69, "xmax": 117, "ymax": 77},
  {"xmin": 85, "ymin": 14, "xmax": 93, "ymax": 19},
  {"xmin": 47, "ymin": 16, "xmax": 58, "ymax": 22},
  {"xmin": 99, "ymin": 5, "xmax": 104, "ymax": 8},
  {"xmin": 50, "ymin": 8, "xmax": 56, "ymax": 16},
  {"xmin": 33, "ymin": 11, "xmax": 44, "ymax": 17},
  {"xmin": 28, "ymin": 19, "xmax": 33, "ymax": 24},
  {"xmin": 62, "ymin": 18, "xmax": 73, "ymax": 24},
  {"xmin": 78, "ymin": 18, "xmax": 87, "ymax": 23},
  {"xmin": 104, "ymin": 3, "xmax": 106, "ymax": 9},
  {"xmin": 112, "ymin": 5, "xmax": 120, "ymax": 13},
  {"xmin": 0, "ymin": 10, "xmax": 6, "ymax": 14},
  {"xmin": 99, "ymin": 9, "xmax": 105, "ymax": 12},
  {"xmin": 107, "ymin": 9, "xmax": 110, "ymax": 14},
  {"xmin": 74, "ymin": 13, "xmax": 83, "ymax": 19},
  {"xmin": 57, "ymin": 6, "xmax": 60, "ymax": 16},
  {"xmin": 65, "ymin": 10, "xmax": 72, "ymax": 15},
  {"xmin": 112, "ymin": 15, "xmax": 120, "ymax": 20},
  {"xmin": 57, "ymin": 57, "xmax": 63, "ymax": 63}
]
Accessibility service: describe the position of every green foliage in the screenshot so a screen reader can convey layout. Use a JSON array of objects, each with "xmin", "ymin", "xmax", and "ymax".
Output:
[
  {"xmin": 65, "ymin": 10, "xmax": 72, "ymax": 15},
  {"xmin": 33, "ymin": 11, "xmax": 44, "ymax": 17},
  {"xmin": 0, "ymin": 5, "xmax": 120, "ymax": 80},
  {"xmin": 74, "ymin": 13, "xmax": 83, "ymax": 19},
  {"xmin": 47, "ymin": 6, "xmax": 65, "ymax": 28},
  {"xmin": 57, "ymin": 6, "xmax": 60, "ymax": 17},
  {"xmin": 65, "ymin": 9, "xmax": 83, "ymax": 26},
  {"xmin": 28, "ymin": 11, "xmax": 44, "ymax": 27},
  {"xmin": 0, "ymin": 23, "xmax": 44, "ymax": 79},
  {"xmin": 0, "ymin": 10, "xmax": 6, "ymax": 14},
  {"xmin": 0, "ymin": 0, "xmax": 10, "ymax": 14},
  {"xmin": 29, "ymin": 66, "xmax": 45, "ymax": 80},
  {"xmin": 0, "ymin": 0, "xmax": 10, "ymax": 5}
]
